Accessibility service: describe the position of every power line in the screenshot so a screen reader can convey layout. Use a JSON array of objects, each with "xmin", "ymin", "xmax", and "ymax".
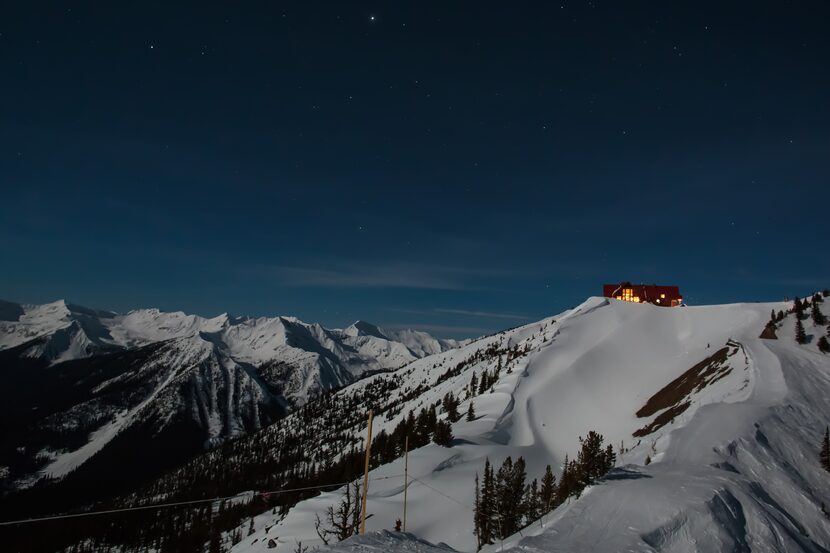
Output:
[
  {"xmin": 409, "ymin": 476, "xmax": 473, "ymax": 511},
  {"xmin": 0, "ymin": 474, "xmax": 404, "ymax": 527}
]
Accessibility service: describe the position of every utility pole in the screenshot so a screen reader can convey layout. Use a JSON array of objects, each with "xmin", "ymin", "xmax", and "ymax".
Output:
[
  {"xmin": 403, "ymin": 435, "xmax": 409, "ymax": 532},
  {"xmin": 360, "ymin": 410, "xmax": 374, "ymax": 535}
]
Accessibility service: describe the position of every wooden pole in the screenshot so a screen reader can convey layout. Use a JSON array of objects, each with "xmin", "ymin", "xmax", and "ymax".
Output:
[
  {"xmin": 360, "ymin": 410, "xmax": 374, "ymax": 535},
  {"xmin": 402, "ymin": 435, "xmax": 409, "ymax": 532}
]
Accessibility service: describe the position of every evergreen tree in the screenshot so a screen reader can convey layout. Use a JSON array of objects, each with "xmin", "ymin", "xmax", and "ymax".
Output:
[
  {"xmin": 820, "ymin": 336, "xmax": 830, "ymax": 354},
  {"xmin": 478, "ymin": 371, "xmax": 489, "ymax": 395},
  {"xmin": 479, "ymin": 459, "xmax": 495, "ymax": 546},
  {"xmin": 466, "ymin": 401, "xmax": 476, "ymax": 421},
  {"xmin": 473, "ymin": 473, "xmax": 482, "ymax": 550},
  {"xmin": 794, "ymin": 297, "xmax": 804, "ymax": 315},
  {"xmin": 523, "ymin": 478, "xmax": 541, "ymax": 525},
  {"xmin": 469, "ymin": 373, "xmax": 478, "ymax": 398},
  {"xmin": 509, "ymin": 457, "xmax": 527, "ymax": 532},
  {"xmin": 821, "ymin": 428, "xmax": 830, "ymax": 472},
  {"xmin": 539, "ymin": 465, "xmax": 556, "ymax": 513},
  {"xmin": 414, "ymin": 407, "xmax": 434, "ymax": 446},
  {"xmin": 495, "ymin": 456, "xmax": 514, "ymax": 537},
  {"xmin": 433, "ymin": 419, "xmax": 453, "ymax": 447},
  {"xmin": 796, "ymin": 318, "xmax": 808, "ymax": 344},
  {"xmin": 443, "ymin": 392, "xmax": 460, "ymax": 422},
  {"xmin": 576, "ymin": 431, "xmax": 605, "ymax": 485},
  {"xmin": 603, "ymin": 443, "xmax": 616, "ymax": 473},
  {"xmin": 209, "ymin": 531, "xmax": 223, "ymax": 553},
  {"xmin": 555, "ymin": 454, "xmax": 574, "ymax": 505}
]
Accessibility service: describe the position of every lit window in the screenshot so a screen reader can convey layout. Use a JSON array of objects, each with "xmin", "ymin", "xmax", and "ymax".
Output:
[
  {"xmin": 656, "ymin": 299, "xmax": 661, "ymax": 303},
  {"xmin": 660, "ymin": 293, "xmax": 666, "ymax": 299},
  {"xmin": 633, "ymin": 297, "xmax": 640, "ymax": 302}
]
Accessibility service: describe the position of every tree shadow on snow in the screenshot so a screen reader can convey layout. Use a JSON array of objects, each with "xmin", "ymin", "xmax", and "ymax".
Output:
[{"xmin": 602, "ymin": 467, "xmax": 653, "ymax": 481}]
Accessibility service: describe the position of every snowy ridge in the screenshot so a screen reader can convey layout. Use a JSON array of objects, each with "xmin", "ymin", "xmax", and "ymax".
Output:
[
  {"xmin": 0, "ymin": 299, "xmax": 458, "ymax": 492},
  {"xmin": 219, "ymin": 295, "xmax": 830, "ymax": 553},
  {"xmin": 0, "ymin": 298, "xmax": 458, "ymax": 403}
]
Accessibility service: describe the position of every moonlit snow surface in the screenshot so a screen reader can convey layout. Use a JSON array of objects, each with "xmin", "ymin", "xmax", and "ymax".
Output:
[{"xmin": 229, "ymin": 296, "xmax": 830, "ymax": 553}]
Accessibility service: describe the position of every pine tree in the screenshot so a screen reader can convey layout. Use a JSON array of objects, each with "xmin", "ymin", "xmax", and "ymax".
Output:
[
  {"xmin": 209, "ymin": 531, "xmax": 223, "ymax": 553},
  {"xmin": 540, "ymin": 465, "xmax": 556, "ymax": 513},
  {"xmin": 473, "ymin": 473, "xmax": 483, "ymax": 550},
  {"xmin": 794, "ymin": 297, "xmax": 804, "ymax": 315},
  {"xmin": 433, "ymin": 419, "xmax": 453, "ymax": 446},
  {"xmin": 479, "ymin": 459, "xmax": 495, "ymax": 546},
  {"xmin": 820, "ymin": 336, "xmax": 830, "ymax": 354},
  {"xmin": 576, "ymin": 431, "xmax": 605, "ymax": 485},
  {"xmin": 443, "ymin": 392, "xmax": 460, "ymax": 422},
  {"xmin": 495, "ymin": 456, "xmax": 514, "ymax": 538},
  {"xmin": 821, "ymin": 428, "xmax": 830, "ymax": 472},
  {"xmin": 478, "ymin": 371, "xmax": 489, "ymax": 395},
  {"xmin": 796, "ymin": 318, "xmax": 808, "ymax": 344},
  {"xmin": 523, "ymin": 478, "xmax": 541, "ymax": 525},
  {"xmin": 555, "ymin": 454, "xmax": 573, "ymax": 505},
  {"xmin": 466, "ymin": 401, "xmax": 476, "ymax": 421},
  {"xmin": 509, "ymin": 457, "xmax": 527, "ymax": 533},
  {"xmin": 602, "ymin": 443, "xmax": 616, "ymax": 474},
  {"xmin": 469, "ymin": 373, "xmax": 478, "ymax": 398}
]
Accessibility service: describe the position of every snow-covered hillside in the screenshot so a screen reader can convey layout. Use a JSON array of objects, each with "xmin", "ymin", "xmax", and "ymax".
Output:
[
  {"xmin": 220, "ymin": 294, "xmax": 830, "ymax": 553},
  {"xmin": 0, "ymin": 299, "xmax": 459, "ymax": 497}
]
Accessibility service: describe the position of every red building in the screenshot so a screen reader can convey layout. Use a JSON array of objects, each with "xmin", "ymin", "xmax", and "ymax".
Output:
[{"xmin": 603, "ymin": 282, "xmax": 683, "ymax": 307}]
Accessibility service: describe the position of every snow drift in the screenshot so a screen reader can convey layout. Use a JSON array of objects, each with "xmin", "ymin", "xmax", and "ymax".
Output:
[{"xmin": 225, "ymin": 294, "xmax": 830, "ymax": 553}]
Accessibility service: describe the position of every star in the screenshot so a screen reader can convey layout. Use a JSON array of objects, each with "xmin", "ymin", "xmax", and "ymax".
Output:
[{"xmin": 369, "ymin": 15, "xmax": 376, "ymax": 22}]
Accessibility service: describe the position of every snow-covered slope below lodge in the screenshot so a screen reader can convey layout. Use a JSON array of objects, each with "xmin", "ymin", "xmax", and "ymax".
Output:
[
  {"xmin": 0, "ymin": 299, "xmax": 460, "ymax": 495},
  {"xmin": 222, "ymin": 293, "xmax": 830, "ymax": 553}
]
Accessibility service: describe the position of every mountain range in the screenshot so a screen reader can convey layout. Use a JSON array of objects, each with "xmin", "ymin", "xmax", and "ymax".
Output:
[
  {"xmin": 0, "ymin": 299, "xmax": 462, "ymax": 495},
  {"xmin": 4, "ymin": 294, "xmax": 830, "ymax": 553}
]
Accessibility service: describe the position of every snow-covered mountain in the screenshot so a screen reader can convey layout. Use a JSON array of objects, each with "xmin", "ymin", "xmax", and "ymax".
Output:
[
  {"xmin": 0, "ymin": 299, "xmax": 460, "ymax": 496},
  {"xmin": 7, "ymin": 293, "xmax": 830, "ymax": 553},
  {"xmin": 195, "ymin": 293, "xmax": 829, "ymax": 553}
]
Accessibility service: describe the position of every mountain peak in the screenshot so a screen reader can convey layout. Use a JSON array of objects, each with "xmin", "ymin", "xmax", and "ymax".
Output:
[{"xmin": 345, "ymin": 320, "xmax": 388, "ymax": 340}]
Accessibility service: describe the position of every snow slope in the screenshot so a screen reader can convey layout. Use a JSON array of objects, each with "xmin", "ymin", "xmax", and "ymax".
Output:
[{"xmin": 226, "ymin": 295, "xmax": 830, "ymax": 553}]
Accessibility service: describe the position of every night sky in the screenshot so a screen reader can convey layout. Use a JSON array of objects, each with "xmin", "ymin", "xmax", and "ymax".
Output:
[{"xmin": 2, "ymin": 2, "xmax": 828, "ymax": 338}]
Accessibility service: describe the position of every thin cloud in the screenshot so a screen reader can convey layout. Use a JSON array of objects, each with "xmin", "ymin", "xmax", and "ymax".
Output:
[
  {"xmin": 433, "ymin": 308, "xmax": 531, "ymax": 321},
  {"xmin": 387, "ymin": 307, "xmax": 532, "ymax": 321},
  {"xmin": 265, "ymin": 261, "xmax": 525, "ymax": 290}
]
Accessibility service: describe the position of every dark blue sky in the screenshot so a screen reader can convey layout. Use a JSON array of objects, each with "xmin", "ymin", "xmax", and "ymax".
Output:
[{"xmin": 1, "ymin": 2, "xmax": 828, "ymax": 337}]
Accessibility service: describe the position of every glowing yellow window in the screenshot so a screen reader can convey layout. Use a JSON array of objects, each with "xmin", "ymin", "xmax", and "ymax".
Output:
[
  {"xmin": 660, "ymin": 293, "xmax": 666, "ymax": 299},
  {"xmin": 632, "ymin": 297, "xmax": 640, "ymax": 302}
]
